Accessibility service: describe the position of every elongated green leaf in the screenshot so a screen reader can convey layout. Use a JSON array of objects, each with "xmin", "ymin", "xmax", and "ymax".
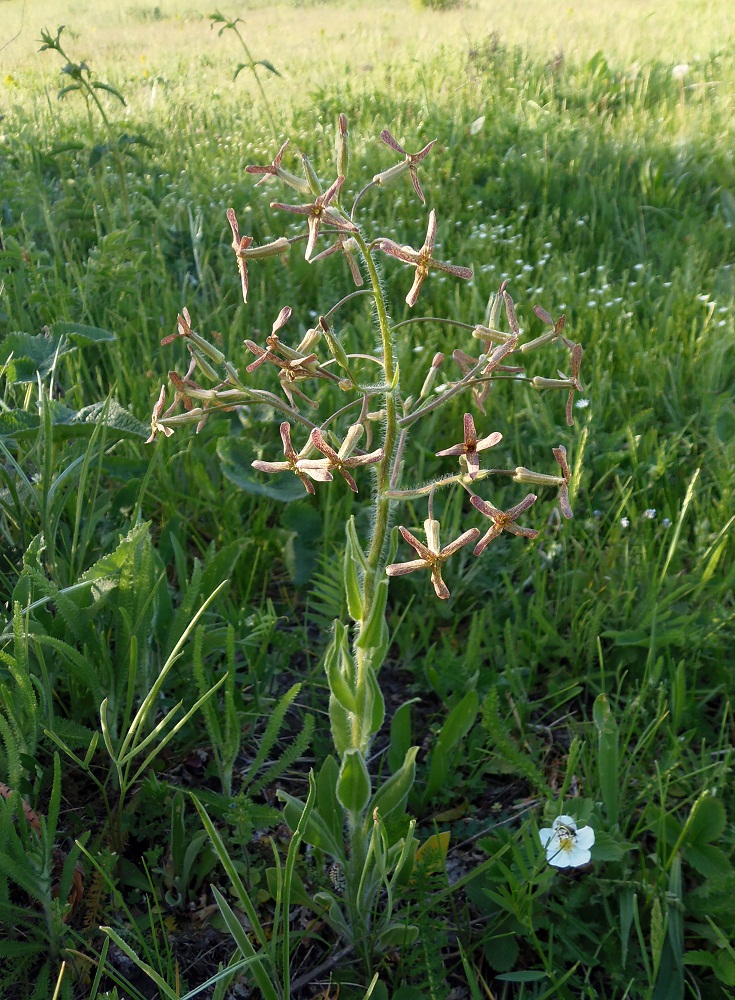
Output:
[
  {"xmin": 423, "ymin": 690, "xmax": 478, "ymax": 805},
  {"xmin": 344, "ymin": 518, "xmax": 364, "ymax": 621},
  {"xmin": 329, "ymin": 692, "xmax": 352, "ymax": 757},
  {"xmin": 336, "ymin": 749, "xmax": 371, "ymax": 817},
  {"xmin": 192, "ymin": 796, "xmax": 273, "ymax": 952},
  {"xmin": 277, "ymin": 791, "xmax": 344, "ymax": 861},
  {"xmin": 209, "ymin": 887, "xmax": 280, "ymax": 1000},
  {"xmin": 100, "ymin": 928, "xmax": 179, "ymax": 999},
  {"xmin": 316, "ymin": 755, "xmax": 343, "ymax": 847},
  {"xmin": 255, "ymin": 59, "xmax": 282, "ymax": 76},
  {"xmin": 92, "ymin": 81, "xmax": 127, "ymax": 104},
  {"xmin": 369, "ymin": 746, "xmax": 418, "ymax": 821},
  {"xmin": 388, "ymin": 700, "xmax": 417, "ymax": 774}
]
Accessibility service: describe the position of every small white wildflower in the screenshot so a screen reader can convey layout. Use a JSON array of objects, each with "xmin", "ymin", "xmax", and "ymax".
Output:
[
  {"xmin": 663, "ymin": 518, "xmax": 672, "ymax": 528},
  {"xmin": 575, "ymin": 398, "xmax": 590, "ymax": 409},
  {"xmin": 672, "ymin": 63, "xmax": 689, "ymax": 80},
  {"xmin": 643, "ymin": 508, "xmax": 656, "ymax": 519},
  {"xmin": 620, "ymin": 517, "xmax": 630, "ymax": 528},
  {"xmin": 539, "ymin": 816, "xmax": 595, "ymax": 869},
  {"xmin": 634, "ymin": 263, "xmax": 645, "ymax": 271},
  {"xmin": 587, "ymin": 300, "xmax": 598, "ymax": 308}
]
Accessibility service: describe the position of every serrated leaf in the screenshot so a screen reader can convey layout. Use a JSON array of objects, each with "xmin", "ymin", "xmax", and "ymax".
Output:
[
  {"xmin": 0, "ymin": 410, "xmax": 40, "ymax": 439},
  {"xmin": 50, "ymin": 322, "xmax": 115, "ymax": 343},
  {"xmin": 0, "ymin": 331, "xmax": 74, "ymax": 382},
  {"xmin": 687, "ymin": 793, "xmax": 727, "ymax": 846},
  {"xmin": 483, "ymin": 933, "xmax": 519, "ymax": 973},
  {"xmin": 686, "ymin": 843, "xmax": 732, "ymax": 879},
  {"xmin": 61, "ymin": 399, "xmax": 149, "ymax": 439},
  {"xmin": 590, "ymin": 829, "xmax": 634, "ymax": 861}
]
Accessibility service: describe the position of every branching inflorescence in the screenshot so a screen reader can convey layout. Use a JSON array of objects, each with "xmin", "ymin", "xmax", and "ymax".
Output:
[{"xmin": 148, "ymin": 116, "xmax": 585, "ymax": 965}]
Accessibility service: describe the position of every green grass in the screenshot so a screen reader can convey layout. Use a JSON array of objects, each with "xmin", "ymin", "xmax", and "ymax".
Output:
[{"xmin": 1, "ymin": 1, "xmax": 735, "ymax": 997}]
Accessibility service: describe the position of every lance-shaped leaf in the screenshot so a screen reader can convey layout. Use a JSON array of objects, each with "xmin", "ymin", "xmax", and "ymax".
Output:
[{"xmin": 377, "ymin": 210, "xmax": 472, "ymax": 307}]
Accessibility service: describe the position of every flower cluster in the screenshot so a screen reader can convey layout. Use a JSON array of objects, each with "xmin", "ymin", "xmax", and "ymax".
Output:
[{"xmin": 149, "ymin": 118, "xmax": 583, "ymax": 606}]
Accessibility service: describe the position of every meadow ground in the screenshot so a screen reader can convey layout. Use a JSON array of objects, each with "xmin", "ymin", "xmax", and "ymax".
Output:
[{"xmin": 1, "ymin": 1, "xmax": 735, "ymax": 998}]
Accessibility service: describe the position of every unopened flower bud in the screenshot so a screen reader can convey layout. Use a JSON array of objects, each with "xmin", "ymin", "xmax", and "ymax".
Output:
[
  {"xmin": 336, "ymin": 113, "xmax": 349, "ymax": 179},
  {"xmin": 513, "ymin": 466, "xmax": 565, "ymax": 486},
  {"xmin": 419, "ymin": 352, "xmax": 444, "ymax": 399},
  {"xmin": 189, "ymin": 349, "xmax": 220, "ymax": 382},
  {"xmin": 301, "ymin": 153, "xmax": 322, "ymax": 197},
  {"xmin": 532, "ymin": 375, "xmax": 576, "ymax": 390},
  {"xmin": 296, "ymin": 327, "xmax": 321, "ymax": 354},
  {"xmin": 372, "ymin": 160, "xmax": 410, "ymax": 188},
  {"xmin": 339, "ymin": 423, "xmax": 364, "ymax": 458}
]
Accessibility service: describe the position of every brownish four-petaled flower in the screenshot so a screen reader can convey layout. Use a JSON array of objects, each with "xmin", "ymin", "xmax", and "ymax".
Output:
[
  {"xmin": 435, "ymin": 413, "xmax": 502, "ymax": 480},
  {"xmin": 374, "ymin": 130, "xmax": 436, "ymax": 205},
  {"xmin": 251, "ymin": 422, "xmax": 333, "ymax": 495},
  {"xmin": 377, "ymin": 209, "xmax": 473, "ymax": 307},
  {"xmin": 301, "ymin": 425, "xmax": 383, "ymax": 493},
  {"xmin": 469, "ymin": 493, "xmax": 539, "ymax": 555},
  {"xmin": 226, "ymin": 208, "xmax": 289, "ymax": 304},
  {"xmin": 386, "ymin": 519, "xmax": 480, "ymax": 600},
  {"xmin": 270, "ymin": 175, "xmax": 357, "ymax": 261}
]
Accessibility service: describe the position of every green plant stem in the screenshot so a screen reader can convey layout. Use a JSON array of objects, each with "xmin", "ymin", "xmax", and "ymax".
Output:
[{"xmin": 353, "ymin": 232, "xmax": 396, "ymax": 619}]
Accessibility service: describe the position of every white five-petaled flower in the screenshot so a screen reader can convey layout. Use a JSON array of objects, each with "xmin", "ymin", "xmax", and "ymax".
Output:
[{"xmin": 539, "ymin": 815, "xmax": 595, "ymax": 869}]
